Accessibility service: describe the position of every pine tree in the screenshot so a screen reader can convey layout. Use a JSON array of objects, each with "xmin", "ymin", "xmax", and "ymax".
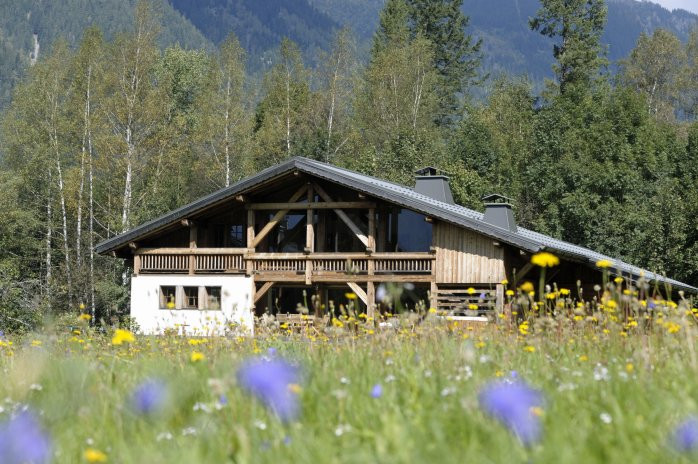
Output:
[
  {"xmin": 530, "ymin": 0, "xmax": 608, "ymax": 97},
  {"xmin": 371, "ymin": 0, "xmax": 411, "ymax": 57},
  {"xmin": 407, "ymin": 0, "xmax": 482, "ymax": 125}
]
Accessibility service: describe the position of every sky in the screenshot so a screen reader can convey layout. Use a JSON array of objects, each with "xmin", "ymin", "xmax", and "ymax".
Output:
[{"xmin": 646, "ymin": 0, "xmax": 698, "ymax": 14}]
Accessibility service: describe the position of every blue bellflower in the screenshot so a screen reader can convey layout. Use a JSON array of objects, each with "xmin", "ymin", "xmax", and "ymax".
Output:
[
  {"xmin": 479, "ymin": 380, "xmax": 544, "ymax": 445},
  {"xmin": 674, "ymin": 417, "xmax": 698, "ymax": 452},
  {"xmin": 131, "ymin": 379, "xmax": 168, "ymax": 415},
  {"xmin": 237, "ymin": 357, "xmax": 301, "ymax": 422},
  {"xmin": 371, "ymin": 384, "xmax": 383, "ymax": 398},
  {"xmin": 0, "ymin": 411, "xmax": 52, "ymax": 464}
]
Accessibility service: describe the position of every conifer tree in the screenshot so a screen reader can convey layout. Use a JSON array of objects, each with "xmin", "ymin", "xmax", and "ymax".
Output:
[
  {"xmin": 407, "ymin": 0, "xmax": 482, "ymax": 124},
  {"xmin": 530, "ymin": 0, "xmax": 607, "ymax": 97}
]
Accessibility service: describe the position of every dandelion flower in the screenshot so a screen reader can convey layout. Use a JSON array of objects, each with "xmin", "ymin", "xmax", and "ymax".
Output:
[
  {"xmin": 111, "ymin": 329, "xmax": 135, "ymax": 346},
  {"xmin": 345, "ymin": 293, "xmax": 357, "ymax": 300},
  {"xmin": 0, "ymin": 411, "xmax": 51, "ymax": 464},
  {"xmin": 519, "ymin": 282, "xmax": 534, "ymax": 293},
  {"xmin": 530, "ymin": 252, "xmax": 559, "ymax": 267},
  {"xmin": 237, "ymin": 357, "xmax": 301, "ymax": 422},
  {"xmin": 190, "ymin": 351, "xmax": 205, "ymax": 363},
  {"xmin": 596, "ymin": 259, "xmax": 612, "ymax": 269},
  {"xmin": 84, "ymin": 448, "xmax": 107, "ymax": 463},
  {"xmin": 479, "ymin": 380, "xmax": 544, "ymax": 445},
  {"xmin": 79, "ymin": 313, "xmax": 91, "ymax": 321}
]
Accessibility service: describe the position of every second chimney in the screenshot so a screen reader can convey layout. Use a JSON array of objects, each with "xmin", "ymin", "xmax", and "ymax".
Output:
[
  {"xmin": 414, "ymin": 167, "xmax": 455, "ymax": 204},
  {"xmin": 482, "ymin": 194, "xmax": 517, "ymax": 232}
]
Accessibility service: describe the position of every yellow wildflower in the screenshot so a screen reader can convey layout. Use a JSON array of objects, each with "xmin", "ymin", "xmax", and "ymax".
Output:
[
  {"xmin": 468, "ymin": 304, "xmax": 478, "ymax": 311},
  {"xmin": 667, "ymin": 322, "xmax": 681, "ymax": 334},
  {"xmin": 506, "ymin": 289, "xmax": 515, "ymax": 297},
  {"xmin": 475, "ymin": 341, "xmax": 486, "ymax": 348},
  {"xmin": 467, "ymin": 287, "xmax": 476, "ymax": 295},
  {"xmin": 596, "ymin": 259, "xmax": 612, "ymax": 268},
  {"xmin": 559, "ymin": 288, "xmax": 570, "ymax": 296},
  {"xmin": 190, "ymin": 351, "xmax": 205, "ymax": 362},
  {"xmin": 613, "ymin": 276, "xmax": 624, "ymax": 284},
  {"xmin": 345, "ymin": 292, "xmax": 357, "ymax": 300},
  {"xmin": 520, "ymin": 281, "xmax": 535, "ymax": 293},
  {"xmin": 524, "ymin": 345, "xmax": 536, "ymax": 353},
  {"xmin": 78, "ymin": 313, "xmax": 91, "ymax": 321},
  {"xmin": 530, "ymin": 252, "xmax": 559, "ymax": 267},
  {"xmin": 31, "ymin": 340, "xmax": 42, "ymax": 347},
  {"xmin": 625, "ymin": 363, "xmax": 634, "ymax": 373},
  {"xmin": 579, "ymin": 355, "xmax": 589, "ymax": 362},
  {"xmin": 111, "ymin": 329, "xmax": 135, "ymax": 346},
  {"xmin": 166, "ymin": 301, "xmax": 175, "ymax": 309},
  {"xmin": 501, "ymin": 279, "xmax": 509, "ymax": 286},
  {"xmin": 84, "ymin": 448, "xmax": 107, "ymax": 463}
]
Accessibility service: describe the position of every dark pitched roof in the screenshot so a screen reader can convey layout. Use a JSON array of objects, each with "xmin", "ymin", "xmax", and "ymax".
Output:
[{"xmin": 96, "ymin": 157, "xmax": 697, "ymax": 292}]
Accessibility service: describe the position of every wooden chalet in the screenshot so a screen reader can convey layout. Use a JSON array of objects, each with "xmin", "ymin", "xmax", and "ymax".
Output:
[{"xmin": 96, "ymin": 157, "xmax": 696, "ymax": 335}]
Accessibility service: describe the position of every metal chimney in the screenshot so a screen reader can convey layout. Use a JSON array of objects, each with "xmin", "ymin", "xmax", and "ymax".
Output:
[
  {"xmin": 482, "ymin": 194, "xmax": 517, "ymax": 232},
  {"xmin": 414, "ymin": 167, "xmax": 455, "ymax": 204}
]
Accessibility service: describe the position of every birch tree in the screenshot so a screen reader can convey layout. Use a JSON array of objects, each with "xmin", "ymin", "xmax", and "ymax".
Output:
[{"xmin": 101, "ymin": 0, "xmax": 161, "ymax": 233}]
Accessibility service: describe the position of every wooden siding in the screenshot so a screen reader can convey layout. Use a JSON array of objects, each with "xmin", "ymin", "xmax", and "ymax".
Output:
[{"xmin": 432, "ymin": 222, "xmax": 505, "ymax": 284}]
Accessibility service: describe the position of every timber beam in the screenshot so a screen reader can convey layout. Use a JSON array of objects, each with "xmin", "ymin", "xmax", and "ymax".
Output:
[
  {"xmin": 347, "ymin": 282, "xmax": 368, "ymax": 306},
  {"xmin": 246, "ymin": 201, "xmax": 376, "ymax": 210},
  {"xmin": 254, "ymin": 282, "xmax": 274, "ymax": 304},
  {"xmin": 312, "ymin": 182, "xmax": 369, "ymax": 247},
  {"xmin": 251, "ymin": 184, "xmax": 308, "ymax": 248}
]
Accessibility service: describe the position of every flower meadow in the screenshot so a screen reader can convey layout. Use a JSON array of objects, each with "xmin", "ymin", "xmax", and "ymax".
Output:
[{"xmin": 1, "ymin": 272, "xmax": 698, "ymax": 462}]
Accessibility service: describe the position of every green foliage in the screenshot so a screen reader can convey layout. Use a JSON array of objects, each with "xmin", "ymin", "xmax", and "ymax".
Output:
[
  {"xmin": 408, "ymin": 0, "xmax": 483, "ymax": 124},
  {"xmin": 530, "ymin": 0, "xmax": 608, "ymax": 97}
]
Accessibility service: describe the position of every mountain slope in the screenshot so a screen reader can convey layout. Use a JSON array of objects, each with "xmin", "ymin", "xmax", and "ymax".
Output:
[
  {"xmin": 309, "ymin": 0, "xmax": 698, "ymax": 83},
  {"xmin": 0, "ymin": 0, "xmax": 212, "ymax": 108},
  {"xmin": 168, "ymin": 0, "xmax": 339, "ymax": 68}
]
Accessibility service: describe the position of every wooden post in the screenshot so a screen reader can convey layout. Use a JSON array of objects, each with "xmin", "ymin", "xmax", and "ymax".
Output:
[
  {"xmin": 133, "ymin": 253, "xmax": 141, "ymax": 276},
  {"xmin": 246, "ymin": 209, "xmax": 255, "ymax": 276},
  {"xmin": 495, "ymin": 283, "xmax": 505, "ymax": 312},
  {"xmin": 430, "ymin": 281, "xmax": 438, "ymax": 310},
  {"xmin": 305, "ymin": 185, "xmax": 314, "ymax": 285},
  {"xmin": 188, "ymin": 223, "xmax": 197, "ymax": 275},
  {"xmin": 306, "ymin": 185, "xmax": 314, "ymax": 252},
  {"xmin": 367, "ymin": 281, "xmax": 375, "ymax": 319}
]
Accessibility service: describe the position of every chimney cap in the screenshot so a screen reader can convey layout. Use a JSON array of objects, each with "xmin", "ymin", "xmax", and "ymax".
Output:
[
  {"xmin": 415, "ymin": 166, "xmax": 451, "ymax": 177},
  {"xmin": 481, "ymin": 193, "xmax": 514, "ymax": 205}
]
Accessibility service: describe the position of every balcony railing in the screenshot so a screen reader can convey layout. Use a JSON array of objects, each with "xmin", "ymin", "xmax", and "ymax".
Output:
[{"xmin": 134, "ymin": 248, "xmax": 434, "ymax": 280}]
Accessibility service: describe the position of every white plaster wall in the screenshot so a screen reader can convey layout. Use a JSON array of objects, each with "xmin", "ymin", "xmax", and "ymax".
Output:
[{"xmin": 130, "ymin": 275, "xmax": 254, "ymax": 336}]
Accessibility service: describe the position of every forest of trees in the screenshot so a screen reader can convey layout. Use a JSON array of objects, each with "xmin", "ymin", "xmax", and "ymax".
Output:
[{"xmin": 2, "ymin": 0, "xmax": 698, "ymax": 331}]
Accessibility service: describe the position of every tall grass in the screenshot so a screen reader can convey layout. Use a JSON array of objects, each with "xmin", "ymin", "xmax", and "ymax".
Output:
[{"xmin": 1, "ymin": 276, "xmax": 697, "ymax": 463}]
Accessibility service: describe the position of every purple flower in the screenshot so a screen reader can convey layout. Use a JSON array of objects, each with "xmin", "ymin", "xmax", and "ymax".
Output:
[
  {"xmin": 0, "ymin": 411, "xmax": 52, "ymax": 464},
  {"xmin": 674, "ymin": 417, "xmax": 698, "ymax": 452},
  {"xmin": 371, "ymin": 384, "xmax": 383, "ymax": 398},
  {"xmin": 131, "ymin": 379, "xmax": 168, "ymax": 415},
  {"xmin": 237, "ymin": 357, "xmax": 301, "ymax": 422},
  {"xmin": 479, "ymin": 380, "xmax": 544, "ymax": 445}
]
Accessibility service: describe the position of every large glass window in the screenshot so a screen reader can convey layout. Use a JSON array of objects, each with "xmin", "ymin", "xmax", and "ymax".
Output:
[
  {"xmin": 385, "ymin": 209, "xmax": 432, "ymax": 252},
  {"xmin": 265, "ymin": 213, "xmax": 307, "ymax": 252}
]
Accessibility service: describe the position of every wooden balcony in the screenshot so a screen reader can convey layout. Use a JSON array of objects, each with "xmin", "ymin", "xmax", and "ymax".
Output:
[{"xmin": 134, "ymin": 248, "xmax": 436, "ymax": 283}]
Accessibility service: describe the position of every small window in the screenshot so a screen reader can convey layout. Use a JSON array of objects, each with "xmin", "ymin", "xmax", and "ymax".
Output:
[
  {"xmin": 183, "ymin": 286, "xmax": 199, "ymax": 309},
  {"xmin": 230, "ymin": 224, "xmax": 244, "ymax": 247},
  {"xmin": 205, "ymin": 286, "xmax": 222, "ymax": 310},
  {"xmin": 160, "ymin": 286, "xmax": 176, "ymax": 309}
]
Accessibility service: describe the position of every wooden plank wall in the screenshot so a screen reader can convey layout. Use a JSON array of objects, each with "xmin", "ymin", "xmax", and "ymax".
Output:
[{"xmin": 432, "ymin": 222, "xmax": 505, "ymax": 284}]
